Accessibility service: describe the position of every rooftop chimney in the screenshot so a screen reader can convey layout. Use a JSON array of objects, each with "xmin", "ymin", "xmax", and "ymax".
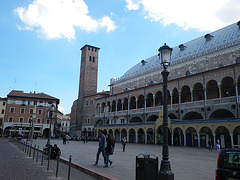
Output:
[
  {"xmin": 204, "ymin": 33, "xmax": 213, "ymax": 41},
  {"xmin": 237, "ymin": 21, "xmax": 240, "ymax": 29}
]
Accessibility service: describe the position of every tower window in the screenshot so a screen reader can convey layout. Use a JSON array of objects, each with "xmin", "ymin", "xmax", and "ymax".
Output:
[
  {"xmin": 93, "ymin": 57, "xmax": 95, "ymax": 62},
  {"xmin": 10, "ymin": 107, "xmax": 15, "ymax": 113},
  {"xmin": 9, "ymin": 117, "xmax": 13, "ymax": 122},
  {"xmin": 37, "ymin": 118, "xmax": 41, "ymax": 123},
  {"xmin": 89, "ymin": 56, "xmax": 92, "ymax": 61},
  {"xmin": 88, "ymin": 47, "xmax": 90, "ymax": 50},
  {"xmin": 38, "ymin": 109, "xmax": 42, "ymax": 115}
]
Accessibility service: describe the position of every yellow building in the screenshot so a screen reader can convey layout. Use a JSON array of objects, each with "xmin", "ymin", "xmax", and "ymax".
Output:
[{"xmin": 93, "ymin": 21, "xmax": 240, "ymax": 148}]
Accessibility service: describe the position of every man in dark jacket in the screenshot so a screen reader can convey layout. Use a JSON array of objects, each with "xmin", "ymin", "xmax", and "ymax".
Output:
[
  {"xmin": 104, "ymin": 134, "xmax": 113, "ymax": 167},
  {"xmin": 94, "ymin": 130, "xmax": 106, "ymax": 165}
]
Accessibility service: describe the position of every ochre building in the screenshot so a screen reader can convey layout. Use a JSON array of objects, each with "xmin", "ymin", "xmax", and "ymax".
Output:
[{"xmin": 3, "ymin": 90, "xmax": 59, "ymax": 137}]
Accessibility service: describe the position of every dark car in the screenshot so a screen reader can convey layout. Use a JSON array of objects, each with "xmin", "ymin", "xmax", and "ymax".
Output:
[{"xmin": 216, "ymin": 149, "xmax": 240, "ymax": 180}]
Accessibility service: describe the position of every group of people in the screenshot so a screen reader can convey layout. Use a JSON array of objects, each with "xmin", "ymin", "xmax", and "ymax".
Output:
[
  {"xmin": 208, "ymin": 138, "xmax": 221, "ymax": 152},
  {"xmin": 94, "ymin": 130, "xmax": 116, "ymax": 168},
  {"xmin": 44, "ymin": 143, "xmax": 61, "ymax": 159},
  {"xmin": 62, "ymin": 134, "xmax": 70, "ymax": 144},
  {"xmin": 94, "ymin": 130, "xmax": 128, "ymax": 168}
]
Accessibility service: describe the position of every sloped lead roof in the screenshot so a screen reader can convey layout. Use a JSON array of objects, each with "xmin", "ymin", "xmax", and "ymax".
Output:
[{"xmin": 122, "ymin": 21, "xmax": 240, "ymax": 78}]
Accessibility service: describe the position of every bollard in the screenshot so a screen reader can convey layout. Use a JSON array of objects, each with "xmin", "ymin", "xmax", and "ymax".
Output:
[
  {"xmin": 56, "ymin": 156, "xmax": 60, "ymax": 177},
  {"xmin": 68, "ymin": 155, "xmax": 72, "ymax": 180},
  {"xmin": 27, "ymin": 144, "xmax": 29, "ymax": 156},
  {"xmin": 25, "ymin": 142, "xmax": 27, "ymax": 153},
  {"xmin": 36, "ymin": 145, "xmax": 39, "ymax": 163},
  {"xmin": 33, "ymin": 144, "xmax": 36, "ymax": 159},
  {"xmin": 29, "ymin": 144, "xmax": 32, "ymax": 157},
  {"xmin": 41, "ymin": 147, "xmax": 44, "ymax": 166},
  {"xmin": 47, "ymin": 149, "xmax": 51, "ymax": 171}
]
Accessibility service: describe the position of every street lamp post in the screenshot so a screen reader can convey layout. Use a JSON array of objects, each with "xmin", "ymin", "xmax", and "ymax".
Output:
[
  {"xmin": 30, "ymin": 105, "xmax": 36, "ymax": 142},
  {"xmin": 29, "ymin": 116, "xmax": 33, "ymax": 141},
  {"xmin": 47, "ymin": 105, "xmax": 55, "ymax": 145},
  {"xmin": 158, "ymin": 43, "xmax": 174, "ymax": 180}
]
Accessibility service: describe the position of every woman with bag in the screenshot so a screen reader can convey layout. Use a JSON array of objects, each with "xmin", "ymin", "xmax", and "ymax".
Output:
[{"xmin": 104, "ymin": 134, "xmax": 113, "ymax": 168}]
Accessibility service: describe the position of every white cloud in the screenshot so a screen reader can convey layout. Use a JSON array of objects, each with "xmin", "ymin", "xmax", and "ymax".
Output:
[
  {"xmin": 58, "ymin": 106, "xmax": 64, "ymax": 113},
  {"xmin": 125, "ymin": 0, "xmax": 240, "ymax": 32},
  {"xmin": 125, "ymin": 0, "xmax": 141, "ymax": 10},
  {"xmin": 15, "ymin": 0, "xmax": 116, "ymax": 40}
]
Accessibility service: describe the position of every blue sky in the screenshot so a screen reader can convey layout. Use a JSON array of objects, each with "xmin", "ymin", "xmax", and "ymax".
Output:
[{"xmin": 1, "ymin": 0, "xmax": 240, "ymax": 113}]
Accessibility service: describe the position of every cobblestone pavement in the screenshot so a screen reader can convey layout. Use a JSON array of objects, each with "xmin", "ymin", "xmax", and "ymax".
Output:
[
  {"xmin": 31, "ymin": 139, "xmax": 219, "ymax": 180},
  {"xmin": 0, "ymin": 138, "xmax": 97, "ymax": 180}
]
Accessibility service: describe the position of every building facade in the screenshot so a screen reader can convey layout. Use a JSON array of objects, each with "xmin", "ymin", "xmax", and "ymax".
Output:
[
  {"xmin": 0, "ymin": 97, "xmax": 7, "ymax": 135},
  {"xmin": 93, "ymin": 21, "xmax": 240, "ymax": 148},
  {"xmin": 3, "ymin": 90, "xmax": 59, "ymax": 137},
  {"xmin": 61, "ymin": 114, "xmax": 71, "ymax": 134}
]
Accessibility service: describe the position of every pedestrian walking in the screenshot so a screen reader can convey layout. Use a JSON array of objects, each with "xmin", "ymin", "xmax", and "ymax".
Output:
[
  {"xmin": 62, "ymin": 135, "xmax": 66, "ymax": 144},
  {"xmin": 94, "ymin": 130, "xmax": 106, "ymax": 165},
  {"xmin": 121, "ymin": 137, "xmax": 127, "ymax": 152},
  {"xmin": 208, "ymin": 138, "xmax": 213, "ymax": 151},
  {"xmin": 66, "ymin": 135, "xmax": 70, "ymax": 144},
  {"xmin": 83, "ymin": 136, "xmax": 86, "ymax": 144},
  {"xmin": 112, "ymin": 136, "xmax": 116, "ymax": 151},
  {"xmin": 216, "ymin": 139, "xmax": 221, "ymax": 152},
  {"xmin": 104, "ymin": 134, "xmax": 113, "ymax": 168}
]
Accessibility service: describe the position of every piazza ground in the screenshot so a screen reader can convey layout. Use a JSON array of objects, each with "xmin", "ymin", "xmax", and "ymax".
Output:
[{"xmin": 30, "ymin": 139, "xmax": 219, "ymax": 180}]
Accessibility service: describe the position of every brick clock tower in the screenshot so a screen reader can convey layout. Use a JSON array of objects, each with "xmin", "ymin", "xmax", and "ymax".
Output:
[{"xmin": 75, "ymin": 45, "xmax": 100, "ymax": 132}]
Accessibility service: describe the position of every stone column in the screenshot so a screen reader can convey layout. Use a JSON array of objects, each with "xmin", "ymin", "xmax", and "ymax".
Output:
[
  {"xmin": 235, "ymin": 82, "xmax": 239, "ymax": 118},
  {"xmin": 119, "ymin": 132, "xmax": 122, "ymax": 141},
  {"xmin": 170, "ymin": 92, "xmax": 173, "ymax": 109},
  {"xmin": 136, "ymin": 98, "xmax": 138, "ymax": 109},
  {"xmin": 145, "ymin": 133, "xmax": 147, "ymax": 144},
  {"xmin": 144, "ymin": 98, "xmax": 147, "ymax": 110},
  {"xmin": 204, "ymin": 87, "xmax": 207, "ymax": 103},
  {"xmin": 204, "ymin": 86, "xmax": 207, "ymax": 120},
  {"xmin": 198, "ymin": 134, "xmax": 200, "ymax": 147},
  {"xmin": 179, "ymin": 90, "xmax": 181, "ymax": 104},
  {"xmin": 122, "ymin": 100, "xmax": 124, "ymax": 111},
  {"xmin": 191, "ymin": 89, "xmax": 194, "ymax": 102},
  {"xmin": 100, "ymin": 104, "xmax": 102, "ymax": 116},
  {"xmin": 128, "ymin": 99, "xmax": 130, "ymax": 112},
  {"xmin": 136, "ymin": 133, "xmax": 138, "ymax": 144},
  {"xmin": 235, "ymin": 82, "xmax": 239, "ymax": 103},
  {"xmin": 115, "ymin": 101, "xmax": 118, "ymax": 114},
  {"xmin": 171, "ymin": 134, "xmax": 174, "ymax": 146},
  {"xmin": 127, "ymin": 132, "xmax": 129, "ymax": 143},
  {"xmin": 230, "ymin": 134, "xmax": 234, "ymax": 147},
  {"xmin": 183, "ymin": 133, "xmax": 187, "ymax": 146},
  {"xmin": 218, "ymin": 83, "xmax": 222, "ymax": 103}
]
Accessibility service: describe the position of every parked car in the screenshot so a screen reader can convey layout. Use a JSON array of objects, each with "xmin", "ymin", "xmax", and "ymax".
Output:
[{"xmin": 216, "ymin": 149, "xmax": 240, "ymax": 180}]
